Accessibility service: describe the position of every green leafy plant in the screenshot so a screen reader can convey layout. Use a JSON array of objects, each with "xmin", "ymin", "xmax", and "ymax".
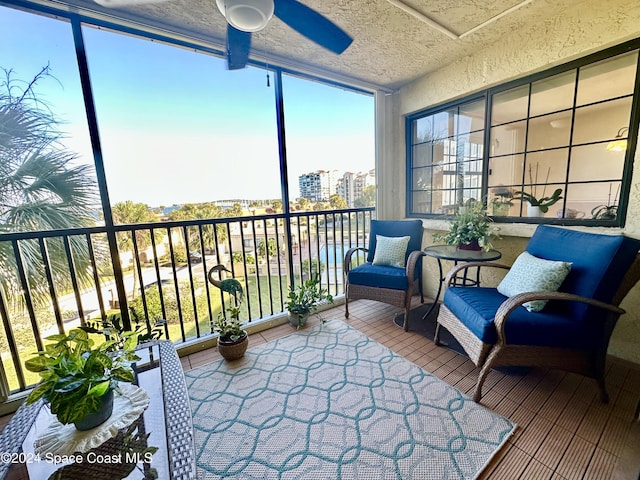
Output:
[
  {"xmin": 81, "ymin": 308, "xmax": 165, "ymax": 348},
  {"xmin": 433, "ymin": 200, "xmax": 498, "ymax": 251},
  {"xmin": 24, "ymin": 328, "xmax": 140, "ymax": 425},
  {"xmin": 286, "ymin": 277, "xmax": 333, "ymax": 327},
  {"xmin": 513, "ymin": 189, "xmax": 563, "ymax": 213},
  {"xmin": 210, "ymin": 305, "xmax": 246, "ymax": 342},
  {"xmin": 512, "ymin": 163, "xmax": 563, "ymax": 213}
]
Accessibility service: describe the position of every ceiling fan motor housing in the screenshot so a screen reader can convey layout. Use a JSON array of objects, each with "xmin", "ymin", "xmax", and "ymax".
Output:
[{"xmin": 216, "ymin": 0, "xmax": 275, "ymax": 32}]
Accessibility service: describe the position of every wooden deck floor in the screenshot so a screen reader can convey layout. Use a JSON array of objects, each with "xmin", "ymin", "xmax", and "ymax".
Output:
[
  {"xmin": 2, "ymin": 298, "xmax": 639, "ymax": 479},
  {"xmin": 180, "ymin": 299, "xmax": 640, "ymax": 480}
]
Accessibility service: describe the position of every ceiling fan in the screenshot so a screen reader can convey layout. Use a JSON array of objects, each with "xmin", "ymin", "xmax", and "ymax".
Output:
[{"xmin": 93, "ymin": 0, "xmax": 353, "ymax": 70}]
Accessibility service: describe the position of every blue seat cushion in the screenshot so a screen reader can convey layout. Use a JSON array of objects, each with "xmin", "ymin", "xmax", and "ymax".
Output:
[
  {"xmin": 443, "ymin": 287, "xmax": 601, "ymax": 349},
  {"xmin": 347, "ymin": 262, "xmax": 408, "ymax": 291}
]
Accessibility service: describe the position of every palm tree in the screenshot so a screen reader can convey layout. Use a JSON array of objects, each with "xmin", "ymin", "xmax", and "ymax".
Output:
[
  {"xmin": 0, "ymin": 66, "xmax": 98, "ymax": 304},
  {"xmin": 168, "ymin": 202, "xmax": 228, "ymax": 252},
  {"xmin": 111, "ymin": 201, "xmax": 158, "ymax": 298}
]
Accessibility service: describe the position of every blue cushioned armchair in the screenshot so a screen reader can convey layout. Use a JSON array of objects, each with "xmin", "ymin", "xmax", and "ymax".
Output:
[
  {"xmin": 344, "ymin": 219, "xmax": 424, "ymax": 331},
  {"xmin": 435, "ymin": 225, "xmax": 640, "ymax": 403}
]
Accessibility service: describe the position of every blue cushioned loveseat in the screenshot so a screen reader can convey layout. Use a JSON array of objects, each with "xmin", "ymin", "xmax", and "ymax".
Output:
[{"xmin": 435, "ymin": 225, "xmax": 640, "ymax": 402}]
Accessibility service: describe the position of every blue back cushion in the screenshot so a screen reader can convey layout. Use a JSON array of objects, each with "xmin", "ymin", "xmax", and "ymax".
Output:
[
  {"xmin": 366, "ymin": 220, "xmax": 424, "ymax": 264},
  {"xmin": 526, "ymin": 225, "xmax": 640, "ymax": 319}
]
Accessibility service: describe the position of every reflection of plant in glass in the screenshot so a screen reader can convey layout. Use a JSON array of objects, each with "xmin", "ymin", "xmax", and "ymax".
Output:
[
  {"xmin": 490, "ymin": 187, "xmax": 514, "ymax": 216},
  {"xmin": 512, "ymin": 163, "xmax": 563, "ymax": 213},
  {"xmin": 591, "ymin": 184, "xmax": 620, "ymax": 220}
]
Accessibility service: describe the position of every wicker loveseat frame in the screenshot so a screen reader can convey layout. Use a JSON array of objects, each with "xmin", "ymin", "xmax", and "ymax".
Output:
[
  {"xmin": 434, "ymin": 226, "xmax": 640, "ymax": 403},
  {"xmin": 344, "ymin": 220, "xmax": 424, "ymax": 331}
]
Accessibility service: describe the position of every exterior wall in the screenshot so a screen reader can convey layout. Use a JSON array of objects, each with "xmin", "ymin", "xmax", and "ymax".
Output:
[{"xmin": 384, "ymin": 0, "xmax": 640, "ymax": 363}]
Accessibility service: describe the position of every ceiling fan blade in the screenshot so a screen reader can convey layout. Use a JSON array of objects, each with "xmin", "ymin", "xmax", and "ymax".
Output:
[
  {"xmin": 274, "ymin": 0, "xmax": 353, "ymax": 55},
  {"xmin": 227, "ymin": 24, "xmax": 252, "ymax": 70}
]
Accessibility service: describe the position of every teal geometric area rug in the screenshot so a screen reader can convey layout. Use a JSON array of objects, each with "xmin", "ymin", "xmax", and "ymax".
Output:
[{"xmin": 185, "ymin": 320, "xmax": 515, "ymax": 479}]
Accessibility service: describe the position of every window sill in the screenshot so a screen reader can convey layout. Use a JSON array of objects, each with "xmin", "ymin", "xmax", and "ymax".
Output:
[{"xmin": 419, "ymin": 218, "xmax": 624, "ymax": 240}]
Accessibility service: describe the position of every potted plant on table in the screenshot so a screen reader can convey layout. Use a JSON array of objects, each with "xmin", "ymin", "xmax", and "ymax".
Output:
[
  {"xmin": 211, "ymin": 305, "xmax": 248, "ymax": 361},
  {"xmin": 24, "ymin": 328, "xmax": 140, "ymax": 430},
  {"xmin": 433, "ymin": 199, "xmax": 498, "ymax": 251},
  {"xmin": 286, "ymin": 277, "xmax": 334, "ymax": 329}
]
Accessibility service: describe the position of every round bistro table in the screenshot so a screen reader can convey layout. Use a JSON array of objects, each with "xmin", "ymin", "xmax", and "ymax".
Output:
[{"xmin": 422, "ymin": 245, "xmax": 502, "ymax": 320}]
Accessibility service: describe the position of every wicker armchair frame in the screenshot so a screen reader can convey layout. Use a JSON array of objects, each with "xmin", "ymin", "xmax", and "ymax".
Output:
[
  {"xmin": 344, "ymin": 248, "xmax": 424, "ymax": 331},
  {"xmin": 434, "ymin": 255, "xmax": 640, "ymax": 403}
]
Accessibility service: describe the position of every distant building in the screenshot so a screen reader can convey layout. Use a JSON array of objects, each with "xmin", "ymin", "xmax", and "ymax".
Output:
[
  {"xmin": 337, "ymin": 169, "xmax": 376, "ymax": 207},
  {"xmin": 299, "ymin": 170, "xmax": 340, "ymax": 202}
]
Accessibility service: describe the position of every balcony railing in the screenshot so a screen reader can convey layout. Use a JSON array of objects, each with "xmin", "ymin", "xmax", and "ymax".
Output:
[{"xmin": 0, "ymin": 207, "xmax": 375, "ymax": 396}]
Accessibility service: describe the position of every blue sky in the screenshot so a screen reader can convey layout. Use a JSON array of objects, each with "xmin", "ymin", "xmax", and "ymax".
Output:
[{"xmin": 1, "ymin": 5, "xmax": 374, "ymax": 206}]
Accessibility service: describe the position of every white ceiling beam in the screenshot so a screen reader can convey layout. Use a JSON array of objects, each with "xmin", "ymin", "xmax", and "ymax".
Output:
[
  {"xmin": 459, "ymin": 0, "xmax": 534, "ymax": 39},
  {"xmin": 387, "ymin": 0, "xmax": 535, "ymax": 40},
  {"xmin": 385, "ymin": 0, "xmax": 458, "ymax": 40}
]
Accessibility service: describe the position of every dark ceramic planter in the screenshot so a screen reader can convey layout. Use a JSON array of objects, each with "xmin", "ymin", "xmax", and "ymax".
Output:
[
  {"xmin": 288, "ymin": 312, "xmax": 310, "ymax": 328},
  {"xmin": 457, "ymin": 239, "xmax": 481, "ymax": 251},
  {"xmin": 74, "ymin": 387, "xmax": 114, "ymax": 431}
]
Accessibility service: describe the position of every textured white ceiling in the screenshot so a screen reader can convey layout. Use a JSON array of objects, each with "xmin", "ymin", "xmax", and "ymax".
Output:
[{"xmin": 34, "ymin": 0, "xmax": 575, "ymax": 90}]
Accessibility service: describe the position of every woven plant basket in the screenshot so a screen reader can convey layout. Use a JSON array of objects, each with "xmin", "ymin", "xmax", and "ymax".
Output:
[{"xmin": 218, "ymin": 332, "xmax": 248, "ymax": 361}]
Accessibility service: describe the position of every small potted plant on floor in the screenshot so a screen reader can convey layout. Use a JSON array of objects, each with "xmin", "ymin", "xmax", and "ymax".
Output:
[
  {"xmin": 24, "ymin": 328, "xmax": 140, "ymax": 430},
  {"xmin": 286, "ymin": 276, "xmax": 334, "ymax": 329},
  {"xmin": 211, "ymin": 305, "xmax": 248, "ymax": 360},
  {"xmin": 433, "ymin": 199, "xmax": 498, "ymax": 251}
]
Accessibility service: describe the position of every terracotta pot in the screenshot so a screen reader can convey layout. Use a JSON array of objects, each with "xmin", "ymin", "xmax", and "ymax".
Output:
[
  {"xmin": 74, "ymin": 387, "xmax": 114, "ymax": 431},
  {"xmin": 457, "ymin": 239, "xmax": 481, "ymax": 251},
  {"xmin": 218, "ymin": 332, "xmax": 248, "ymax": 361}
]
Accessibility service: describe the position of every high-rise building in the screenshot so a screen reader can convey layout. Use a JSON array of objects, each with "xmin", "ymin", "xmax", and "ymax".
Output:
[
  {"xmin": 337, "ymin": 169, "xmax": 376, "ymax": 207},
  {"xmin": 299, "ymin": 170, "xmax": 340, "ymax": 202},
  {"xmin": 299, "ymin": 169, "xmax": 375, "ymax": 205}
]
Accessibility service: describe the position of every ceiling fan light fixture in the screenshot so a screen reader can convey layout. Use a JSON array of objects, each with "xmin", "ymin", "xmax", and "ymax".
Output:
[
  {"xmin": 216, "ymin": 0, "xmax": 274, "ymax": 32},
  {"xmin": 607, "ymin": 127, "xmax": 629, "ymax": 152}
]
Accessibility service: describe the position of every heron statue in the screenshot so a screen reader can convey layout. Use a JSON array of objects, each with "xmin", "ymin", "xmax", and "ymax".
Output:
[{"xmin": 207, "ymin": 264, "xmax": 244, "ymax": 303}]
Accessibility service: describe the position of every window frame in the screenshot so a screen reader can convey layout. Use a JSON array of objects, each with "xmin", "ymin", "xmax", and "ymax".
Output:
[{"xmin": 406, "ymin": 39, "xmax": 640, "ymax": 227}]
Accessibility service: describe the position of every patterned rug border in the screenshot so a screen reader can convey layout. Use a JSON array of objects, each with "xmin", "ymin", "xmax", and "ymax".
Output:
[{"xmin": 185, "ymin": 319, "xmax": 517, "ymax": 479}]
